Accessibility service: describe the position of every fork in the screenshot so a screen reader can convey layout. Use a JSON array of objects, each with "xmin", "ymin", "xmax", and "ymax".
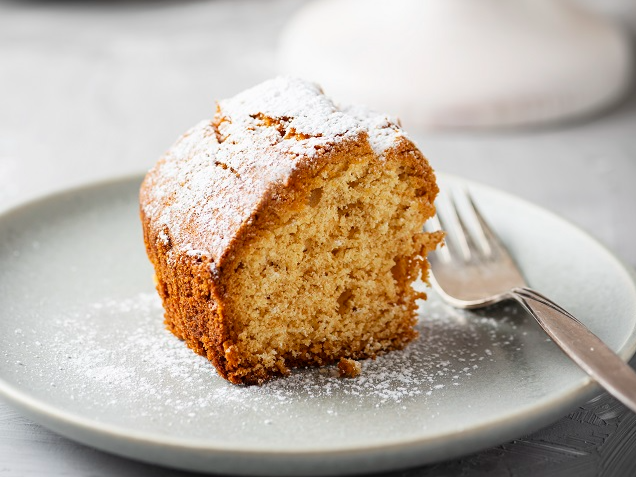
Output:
[{"xmin": 426, "ymin": 189, "xmax": 636, "ymax": 413}]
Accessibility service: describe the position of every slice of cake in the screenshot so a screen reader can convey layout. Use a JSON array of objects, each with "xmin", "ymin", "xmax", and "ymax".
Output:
[{"xmin": 140, "ymin": 77, "xmax": 442, "ymax": 385}]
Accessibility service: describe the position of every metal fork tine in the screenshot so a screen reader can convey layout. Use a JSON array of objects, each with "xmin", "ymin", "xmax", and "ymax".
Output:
[
  {"xmin": 426, "ymin": 214, "xmax": 452, "ymax": 262},
  {"xmin": 440, "ymin": 194, "xmax": 472, "ymax": 262},
  {"xmin": 459, "ymin": 189, "xmax": 492, "ymax": 257},
  {"xmin": 434, "ymin": 208, "xmax": 456, "ymax": 259},
  {"xmin": 465, "ymin": 190, "xmax": 507, "ymax": 258},
  {"xmin": 451, "ymin": 191, "xmax": 484, "ymax": 262}
]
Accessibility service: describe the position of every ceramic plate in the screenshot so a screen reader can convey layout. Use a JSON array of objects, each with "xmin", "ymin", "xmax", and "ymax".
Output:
[{"xmin": 0, "ymin": 174, "xmax": 635, "ymax": 476}]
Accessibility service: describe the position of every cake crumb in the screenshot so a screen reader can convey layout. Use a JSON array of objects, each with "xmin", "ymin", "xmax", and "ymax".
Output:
[{"xmin": 338, "ymin": 358, "xmax": 361, "ymax": 378}]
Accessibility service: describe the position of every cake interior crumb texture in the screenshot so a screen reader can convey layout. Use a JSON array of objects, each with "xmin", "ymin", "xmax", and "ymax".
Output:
[
  {"xmin": 140, "ymin": 77, "xmax": 442, "ymax": 385},
  {"xmin": 223, "ymin": 155, "xmax": 437, "ymax": 381}
]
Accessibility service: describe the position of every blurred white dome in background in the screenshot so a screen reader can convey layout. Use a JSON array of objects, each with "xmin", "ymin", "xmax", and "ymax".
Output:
[{"xmin": 278, "ymin": 0, "xmax": 633, "ymax": 131}]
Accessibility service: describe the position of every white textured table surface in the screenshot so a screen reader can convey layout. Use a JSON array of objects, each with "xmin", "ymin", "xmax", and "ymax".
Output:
[{"xmin": 1, "ymin": 1, "xmax": 636, "ymax": 476}]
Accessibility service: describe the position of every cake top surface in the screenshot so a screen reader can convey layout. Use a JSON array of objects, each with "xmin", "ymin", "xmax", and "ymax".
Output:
[
  {"xmin": 141, "ymin": 77, "xmax": 409, "ymax": 267},
  {"xmin": 216, "ymin": 77, "xmax": 405, "ymax": 158}
]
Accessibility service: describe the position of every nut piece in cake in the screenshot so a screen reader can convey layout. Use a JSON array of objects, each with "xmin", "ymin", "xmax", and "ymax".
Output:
[{"xmin": 139, "ymin": 77, "xmax": 442, "ymax": 385}]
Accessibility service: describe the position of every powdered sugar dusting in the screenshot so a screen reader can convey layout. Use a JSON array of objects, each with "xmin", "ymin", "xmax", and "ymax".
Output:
[
  {"xmin": 140, "ymin": 77, "xmax": 407, "ymax": 262},
  {"xmin": 217, "ymin": 77, "xmax": 359, "ymax": 143},
  {"xmin": 7, "ymin": 288, "xmax": 527, "ymax": 428},
  {"xmin": 344, "ymin": 104, "xmax": 406, "ymax": 156}
]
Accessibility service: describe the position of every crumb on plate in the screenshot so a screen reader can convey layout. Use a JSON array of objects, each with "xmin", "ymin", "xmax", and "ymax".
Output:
[{"xmin": 338, "ymin": 358, "xmax": 362, "ymax": 378}]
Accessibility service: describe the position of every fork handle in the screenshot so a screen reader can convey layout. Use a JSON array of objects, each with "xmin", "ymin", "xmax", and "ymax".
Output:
[{"xmin": 509, "ymin": 287, "xmax": 636, "ymax": 413}]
